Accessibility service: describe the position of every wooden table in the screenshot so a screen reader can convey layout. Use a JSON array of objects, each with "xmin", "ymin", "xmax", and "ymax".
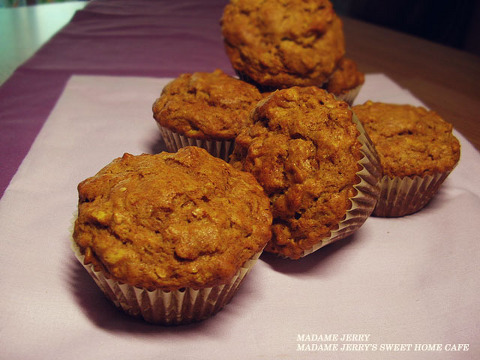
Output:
[
  {"xmin": 0, "ymin": 0, "xmax": 479, "ymax": 200},
  {"xmin": 342, "ymin": 17, "xmax": 480, "ymax": 151}
]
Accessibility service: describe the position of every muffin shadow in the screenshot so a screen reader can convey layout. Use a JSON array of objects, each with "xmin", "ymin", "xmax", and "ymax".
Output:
[
  {"xmin": 66, "ymin": 244, "xmax": 260, "ymax": 334},
  {"xmin": 66, "ymin": 253, "xmax": 214, "ymax": 334},
  {"xmin": 260, "ymin": 232, "xmax": 358, "ymax": 275},
  {"xmin": 147, "ymin": 131, "xmax": 168, "ymax": 155}
]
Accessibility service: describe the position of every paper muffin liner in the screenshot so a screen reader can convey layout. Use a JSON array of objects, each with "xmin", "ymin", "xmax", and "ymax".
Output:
[
  {"xmin": 157, "ymin": 123, "xmax": 234, "ymax": 162},
  {"xmin": 72, "ymin": 239, "xmax": 263, "ymax": 325},
  {"xmin": 299, "ymin": 113, "xmax": 382, "ymax": 257},
  {"xmin": 373, "ymin": 171, "xmax": 452, "ymax": 217},
  {"xmin": 333, "ymin": 84, "xmax": 363, "ymax": 106}
]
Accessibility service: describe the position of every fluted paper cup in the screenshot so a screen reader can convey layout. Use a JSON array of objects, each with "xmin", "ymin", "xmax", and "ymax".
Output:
[
  {"xmin": 334, "ymin": 84, "xmax": 363, "ymax": 106},
  {"xmin": 72, "ymin": 240, "xmax": 263, "ymax": 325},
  {"xmin": 300, "ymin": 113, "xmax": 382, "ymax": 257},
  {"xmin": 373, "ymin": 171, "xmax": 452, "ymax": 217},
  {"xmin": 157, "ymin": 124, "xmax": 234, "ymax": 162}
]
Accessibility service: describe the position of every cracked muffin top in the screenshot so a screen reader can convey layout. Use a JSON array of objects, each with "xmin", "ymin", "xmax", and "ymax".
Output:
[
  {"xmin": 152, "ymin": 69, "xmax": 263, "ymax": 140},
  {"xmin": 353, "ymin": 101, "xmax": 461, "ymax": 178},
  {"xmin": 221, "ymin": 0, "xmax": 345, "ymax": 89},
  {"xmin": 73, "ymin": 147, "xmax": 272, "ymax": 290},
  {"xmin": 230, "ymin": 86, "xmax": 362, "ymax": 259}
]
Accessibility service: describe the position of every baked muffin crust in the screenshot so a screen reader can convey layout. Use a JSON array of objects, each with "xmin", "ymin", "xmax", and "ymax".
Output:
[
  {"xmin": 221, "ymin": 0, "xmax": 345, "ymax": 88},
  {"xmin": 73, "ymin": 147, "xmax": 272, "ymax": 290},
  {"xmin": 324, "ymin": 57, "xmax": 365, "ymax": 95},
  {"xmin": 353, "ymin": 101, "xmax": 461, "ymax": 178},
  {"xmin": 152, "ymin": 69, "xmax": 262, "ymax": 140},
  {"xmin": 231, "ymin": 87, "xmax": 362, "ymax": 259}
]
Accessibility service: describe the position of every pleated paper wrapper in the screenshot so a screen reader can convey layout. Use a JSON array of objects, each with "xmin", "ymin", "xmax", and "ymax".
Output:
[
  {"xmin": 334, "ymin": 84, "xmax": 363, "ymax": 106},
  {"xmin": 72, "ymin": 241, "xmax": 263, "ymax": 325},
  {"xmin": 158, "ymin": 124, "xmax": 234, "ymax": 162},
  {"xmin": 300, "ymin": 113, "xmax": 382, "ymax": 257},
  {"xmin": 373, "ymin": 171, "xmax": 453, "ymax": 217}
]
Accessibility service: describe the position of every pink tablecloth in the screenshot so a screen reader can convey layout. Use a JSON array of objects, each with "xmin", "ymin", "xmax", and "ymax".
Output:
[{"xmin": 0, "ymin": 73, "xmax": 479, "ymax": 360}]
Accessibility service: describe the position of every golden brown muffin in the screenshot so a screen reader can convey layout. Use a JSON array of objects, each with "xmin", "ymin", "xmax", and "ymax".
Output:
[
  {"xmin": 221, "ymin": 0, "xmax": 345, "ymax": 90},
  {"xmin": 152, "ymin": 69, "xmax": 263, "ymax": 160},
  {"xmin": 73, "ymin": 147, "xmax": 272, "ymax": 323},
  {"xmin": 324, "ymin": 57, "xmax": 365, "ymax": 104},
  {"xmin": 231, "ymin": 87, "xmax": 381, "ymax": 259},
  {"xmin": 353, "ymin": 101, "xmax": 461, "ymax": 216},
  {"xmin": 153, "ymin": 69, "xmax": 262, "ymax": 141},
  {"xmin": 353, "ymin": 101, "xmax": 460, "ymax": 178}
]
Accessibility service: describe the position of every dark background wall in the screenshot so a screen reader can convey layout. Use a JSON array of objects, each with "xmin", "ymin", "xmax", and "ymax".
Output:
[{"xmin": 331, "ymin": 0, "xmax": 480, "ymax": 56}]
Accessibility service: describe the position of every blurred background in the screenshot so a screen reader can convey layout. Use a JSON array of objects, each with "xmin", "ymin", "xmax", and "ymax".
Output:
[
  {"xmin": 1, "ymin": 0, "xmax": 85, "ymax": 5},
  {"xmin": 331, "ymin": 0, "xmax": 480, "ymax": 56},
  {"xmin": 1, "ymin": 0, "xmax": 480, "ymax": 57},
  {"xmin": 1, "ymin": 0, "xmax": 83, "ymax": 4}
]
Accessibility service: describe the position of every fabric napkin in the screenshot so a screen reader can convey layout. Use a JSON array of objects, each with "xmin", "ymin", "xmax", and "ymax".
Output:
[{"xmin": 0, "ymin": 74, "xmax": 479, "ymax": 360}]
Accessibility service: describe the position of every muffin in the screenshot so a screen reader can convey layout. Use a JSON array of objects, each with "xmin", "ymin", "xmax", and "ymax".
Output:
[
  {"xmin": 323, "ymin": 57, "xmax": 365, "ymax": 105},
  {"xmin": 353, "ymin": 101, "xmax": 461, "ymax": 217},
  {"xmin": 230, "ymin": 87, "xmax": 381, "ymax": 259},
  {"xmin": 72, "ymin": 146, "xmax": 272, "ymax": 324},
  {"xmin": 152, "ymin": 69, "xmax": 263, "ymax": 161},
  {"xmin": 221, "ymin": 0, "xmax": 345, "ymax": 90}
]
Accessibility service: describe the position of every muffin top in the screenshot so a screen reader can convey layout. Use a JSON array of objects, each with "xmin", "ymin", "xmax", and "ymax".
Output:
[
  {"xmin": 353, "ymin": 101, "xmax": 461, "ymax": 178},
  {"xmin": 221, "ymin": 0, "xmax": 345, "ymax": 89},
  {"xmin": 231, "ymin": 87, "xmax": 362, "ymax": 259},
  {"xmin": 324, "ymin": 57, "xmax": 365, "ymax": 95},
  {"xmin": 73, "ymin": 147, "xmax": 272, "ymax": 290},
  {"xmin": 152, "ymin": 69, "xmax": 263, "ymax": 140}
]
